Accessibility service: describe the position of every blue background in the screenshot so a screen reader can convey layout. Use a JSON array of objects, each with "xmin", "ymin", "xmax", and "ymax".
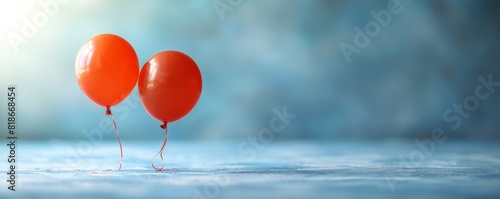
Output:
[{"xmin": 0, "ymin": 0, "xmax": 499, "ymax": 141}]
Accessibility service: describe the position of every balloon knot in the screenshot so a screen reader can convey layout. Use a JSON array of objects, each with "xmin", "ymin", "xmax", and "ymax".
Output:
[
  {"xmin": 160, "ymin": 122, "xmax": 167, "ymax": 129},
  {"xmin": 105, "ymin": 107, "xmax": 112, "ymax": 116}
]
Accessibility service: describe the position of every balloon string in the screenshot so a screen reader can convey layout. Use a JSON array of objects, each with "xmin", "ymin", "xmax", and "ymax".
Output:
[
  {"xmin": 92, "ymin": 108, "xmax": 123, "ymax": 174},
  {"xmin": 110, "ymin": 112, "xmax": 123, "ymax": 171},
  {"xmin": 152, "ymin": 124, "xmax": 168, "ymax": 171}
]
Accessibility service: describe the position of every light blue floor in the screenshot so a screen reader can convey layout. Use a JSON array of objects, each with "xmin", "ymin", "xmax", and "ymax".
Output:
[{"xmin": 1, "ymin": 140, "xmax": 500, "ymax": 199}]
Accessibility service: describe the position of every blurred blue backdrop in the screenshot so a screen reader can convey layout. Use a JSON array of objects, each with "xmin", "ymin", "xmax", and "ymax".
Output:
[{"xmin": 0, "ymin": 0, "xmax": 499, "ymax": 140}]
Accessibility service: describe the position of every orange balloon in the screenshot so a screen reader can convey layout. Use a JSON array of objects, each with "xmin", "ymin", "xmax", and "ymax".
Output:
[
  {"xmin": 138, "ymin": 51, "xmax": 202, "ymax": 125},
  {"xmin": 75, "ymin": 34, "xmax": 139, "ymax": 108}
]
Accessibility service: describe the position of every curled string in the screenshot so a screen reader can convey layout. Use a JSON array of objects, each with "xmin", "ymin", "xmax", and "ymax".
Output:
[
  {"xmin": 92, "ymin": 107, "xmax": 123, "ymax": 174},
  {"xmin": 152, "ymin": 123, "xmax": 168, "ymax": 171}
]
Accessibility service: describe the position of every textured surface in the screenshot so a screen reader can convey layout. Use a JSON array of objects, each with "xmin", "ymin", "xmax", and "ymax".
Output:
[{"xmin": 1, "ymin": 140, "xmax": 500, "ymax": 199}]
